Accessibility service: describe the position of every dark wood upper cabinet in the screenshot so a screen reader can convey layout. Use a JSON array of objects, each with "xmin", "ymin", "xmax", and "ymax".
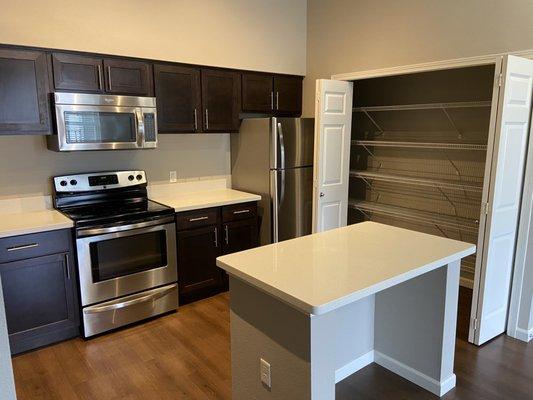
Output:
[
  {"xmin": 0, "ymin": 49, "xmax": 51, "ymax": 135},
  {"xmin": 52, "ymin": 53, "xmax": 104, "ymax": 93},
  {"xmin": 274, "ymin": 75, "xmax": 303, "ymax": 116},
  {"xmin": 103, "ymin": 59, "xmax": 153, "ymax": 96},
  {"xmin": 201, "ymin": 69, "xmax": 241, "ymax": 132},
  {"xmin": 242, "ymin": 73, "xmax": 274, "ymax": 113},
  {"xmin": 154, "ymin": 64, "xmax": 202, "ymax": 133},
  {"xmin": 52, "ymin": 53, "xmax": 152, "ymax": 95}
]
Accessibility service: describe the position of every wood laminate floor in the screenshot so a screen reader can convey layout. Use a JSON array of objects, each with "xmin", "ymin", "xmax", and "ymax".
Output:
[{"xmin": 12, "ymin": 292, "xmax": 533, "ymax": 400}]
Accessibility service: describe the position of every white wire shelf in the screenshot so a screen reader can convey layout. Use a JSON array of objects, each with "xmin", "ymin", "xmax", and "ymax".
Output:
[
  {"xmin": 349, "ymin": 200, "xmax": 479, "ymax": 233},
  {"xmin": 352, "ymin": 140, "xmax": 488, "ymax": 151},
  {"xmin": 350, "ymin": 170, "xmax": 483, "ymax": 193},
  {"xmin": 353, "ymin": 100, "xmax": 492, "ymax": 113}
]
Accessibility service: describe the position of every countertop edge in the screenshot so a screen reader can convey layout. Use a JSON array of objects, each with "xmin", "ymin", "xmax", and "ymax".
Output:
[
  {"xmin": 0, "ymin": 221, "xmax": 74, "ymax": 239},
  {"xmin": 217, "ymin": 244, "xmax": 476, "ymax": 316}
]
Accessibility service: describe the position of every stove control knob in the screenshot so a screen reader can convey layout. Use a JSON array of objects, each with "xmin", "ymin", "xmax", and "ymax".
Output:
[
  {"xmin": 128, "ymin": 175, "xmax": 135, "ymax": 181},
  {"xmin": 60, "ymin": 180, "xmax": 68, "ymax": 187},
  {"xmin": 136, "ymin": 174, "xmax": 143, "ymax": 181},
  {"xmin": 70, "ymin": 179, "xmax": 77, "ymax": 186}
]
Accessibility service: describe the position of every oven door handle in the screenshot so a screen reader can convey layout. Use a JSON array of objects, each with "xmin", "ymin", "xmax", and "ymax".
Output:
[
  {"xmin": 83, "ymin": 284, "xmax": 177, "ymax": 314},
  {"xmin": 77, "ymin": 216, "xmax": 175, "ymax": 238}
]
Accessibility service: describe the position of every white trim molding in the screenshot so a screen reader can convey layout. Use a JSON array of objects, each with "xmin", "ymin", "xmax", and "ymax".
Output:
[
  {"xmin": 515, "ymin": 327, "xmax": 533, "ymax": 343},
  {"xmin": 374, "ymin": 351, "xmax": 456, "ymax": 397},
  {"xmin": 331, "ymin": 49, "xmax": 533, "ymax": 81},
  {"xmin": 335, "ymin": 350, "xmax": 374, "ymax": 383}
]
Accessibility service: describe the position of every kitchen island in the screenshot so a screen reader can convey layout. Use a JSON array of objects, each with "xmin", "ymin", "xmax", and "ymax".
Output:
[{"xmin": 216, "ymin": 221, "xmax": 476, "ymax": 399}]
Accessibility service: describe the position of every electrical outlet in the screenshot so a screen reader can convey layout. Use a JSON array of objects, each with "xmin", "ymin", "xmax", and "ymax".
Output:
[
  {"xmin": 169, "ymin": 171, "xmax": 177, "ymax": 183},
  {"xmin": 260, "ymin": 358, "xmax": 271, "ymax": 388}
]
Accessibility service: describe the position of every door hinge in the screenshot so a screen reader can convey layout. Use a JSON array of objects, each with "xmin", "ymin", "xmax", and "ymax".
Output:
[
  {"xmin": 498, "ymin": 73, "xmax": 503, "ymax": 87},
  {"xmin": 472, "ymin": 317, "xmax": 478, "ymax": 331},
  {"xmin": 483, "ymin": 202, "xmax": 489, "ymax": 215}
]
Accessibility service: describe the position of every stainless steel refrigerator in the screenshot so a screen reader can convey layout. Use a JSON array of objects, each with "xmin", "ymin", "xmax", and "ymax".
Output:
[{"xmin": 231, "ymin": 117, "xmax": 314, "ymax": 245}]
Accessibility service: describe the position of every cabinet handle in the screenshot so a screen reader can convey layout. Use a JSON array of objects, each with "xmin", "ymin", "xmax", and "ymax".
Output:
[
  {"xmin": 225, "ymin": 225, "xmax": 229, "ymax": 245},
  {"xmin": 97, "ymin": 65, "xmax": 103, "ymax": 90},
  {"xmin": 205, "ymin": 109, "xmax": 209, "ymax": 130},
  {"xmin": 214, "ymin": 227, "xmax": 219, "ymax": 248},
  {"xmin": 107, "ymin": 66, "xmax": 112, "ymax": 91},
  {"xmin": 6, "ymin": 243, "xmax": 38, "ymax": 252},
  {"xmin": 270, "ymin": 92, "xmax": 274, "ymax": 110},
  {"xmin": 276, "ymin": 91, "xmax": 279, "ymax": 110},
  {"xmin": 65, "ymin": 253, "xmax": 70, "ymax": 280},
  {"xmin": 189, "ymin": 216, "xmax": 208, "ymax": 222},
  {"xmin": 194, "ymin": 108, "xmax": 198, "ymax": 131},
  {"xmin": 233, "ymin": 209, "xmax": 250, "ymax": 215}
]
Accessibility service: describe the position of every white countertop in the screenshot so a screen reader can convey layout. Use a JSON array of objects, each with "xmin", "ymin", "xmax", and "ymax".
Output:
[
  {"xmin": 217, "ymin": 221, "xmax": 476, "ymax": 315},
  {"xmin": 0, "ymin": 210, "xmax": 73, "ymax": 239},
  {"xmin": 151, "ymin": 188, "xmax": 261, "ymax": 212}
]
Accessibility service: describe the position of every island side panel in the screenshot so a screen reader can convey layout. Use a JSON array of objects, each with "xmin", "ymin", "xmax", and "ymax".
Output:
[
  {"xmin": 229, "ymin": 277, "xmax": 312, "ymax": 400},
  {"xmin": 374, "ymin": 261, "xmax": 461, "ymax": 396},
  {"xmin": 310, "ymin": 295, "xmax": 375, "ymax": 399}
]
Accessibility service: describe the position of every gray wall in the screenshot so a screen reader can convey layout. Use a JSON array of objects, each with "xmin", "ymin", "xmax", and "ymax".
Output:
[
  {"xmin": 304, "ymin": 0, "xmax": 533, "ymax": 116},
  {"xmin": 0, "ymin": 134, "xmax": 230, "ymax": 196},
  {"xmin": 0, "ymin": 278, "xmax": 16, "ymax": 400}
]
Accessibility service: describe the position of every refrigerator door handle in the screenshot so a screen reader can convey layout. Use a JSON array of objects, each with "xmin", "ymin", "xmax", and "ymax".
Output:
[
  {"xmin": 280, "ymin": 169, "xmax": 286, "ymax": 206},
  {"xmin": 277, "ymin": 122, "xmax": 286, "ymax": 170},
  {"xmin": 271, "ymin": 171, "xmax": 279, "ymax": 243}
]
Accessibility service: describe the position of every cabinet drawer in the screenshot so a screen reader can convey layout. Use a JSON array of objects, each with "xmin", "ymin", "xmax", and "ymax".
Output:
[
  {"xmin": 222, "ymin": 202, "xmax": 257, "ymax": 222},
  {"xmin": 0, "ymin": 229, "xmax": 71, "ymax": 263},
  {"xmin": 176, "ymin": 208, "xmax": 220, "ymax": 230}
]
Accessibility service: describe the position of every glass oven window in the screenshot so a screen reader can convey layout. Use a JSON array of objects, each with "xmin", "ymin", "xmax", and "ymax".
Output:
[
  {"xmin": 89, "ymin": 231, "xmax": 167, "ymax": 282},
  {"xmin": 64, "ymin": 111, "xmax": 136, "ymax": 143}
]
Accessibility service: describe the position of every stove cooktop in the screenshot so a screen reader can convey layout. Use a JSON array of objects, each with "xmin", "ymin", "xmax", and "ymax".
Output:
[{"xmin": 59, "ymin": 199, "xmax": 174, "ymax": 229}]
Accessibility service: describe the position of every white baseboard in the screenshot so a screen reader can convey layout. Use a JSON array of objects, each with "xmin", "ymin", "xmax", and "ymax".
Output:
[
  {"xmin": 335, "ymin": 350, "xmax": 375, "ymax": 383},
  {"xmin": 374, "ymin": 351, "xmax": 456, "ymax": 397},
  {"xmin": 515, "ymin": 327, "xmax": 533, "ymax": 343}
]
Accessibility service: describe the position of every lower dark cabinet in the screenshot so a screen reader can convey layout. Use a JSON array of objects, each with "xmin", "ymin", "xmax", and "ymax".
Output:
[
  {"xmin": 176, "ymin": 203, "xmax": 259, "ymax": 304},
  {"xmin": 222, "ymin": 219, "xmax": 258, "ymax": 255},
  {"xmin": 177, "ymin": 225, "xmax": 223, "ymax": 303},
  {"xmin": 0, "ymin": 251, "xmax": 79, "ymax": 354}
]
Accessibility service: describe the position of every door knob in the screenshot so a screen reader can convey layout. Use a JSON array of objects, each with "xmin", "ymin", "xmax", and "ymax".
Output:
[{"xmin": 319, "ymin": 192, "xmax": 325, "ymax": 197}]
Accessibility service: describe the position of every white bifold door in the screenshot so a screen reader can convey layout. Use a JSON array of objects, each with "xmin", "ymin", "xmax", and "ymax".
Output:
[
  {"xmin": 470, "ymin": 55, "xmax": 533, "ymax": 345},
  {"xmin": 312, "ymin": 79, "xmax": 353, "ymax": 233}
]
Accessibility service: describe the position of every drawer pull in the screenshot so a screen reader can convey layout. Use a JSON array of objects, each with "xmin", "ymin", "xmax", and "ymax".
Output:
[
  {"xmin": 7, "ymin": 243, "xmax": 39, "ymax": 252},
  {"xmin": 189, "ymin": 216, "xmax": 209, "ymax": 222},
  {"xmin": 233, "ymin": 209, "xmax": 251, "ymax": 215}
]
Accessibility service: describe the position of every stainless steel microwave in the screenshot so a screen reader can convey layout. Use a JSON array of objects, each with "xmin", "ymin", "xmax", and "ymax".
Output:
[{"xmin": 47, "ymin": 93, "xmax": 157, "ymax": 151}]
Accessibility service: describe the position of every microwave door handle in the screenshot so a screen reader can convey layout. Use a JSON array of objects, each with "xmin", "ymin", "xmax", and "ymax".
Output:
[{"xmin": 135, "ymin": 109, "xmax": 145, "ymax": 147}]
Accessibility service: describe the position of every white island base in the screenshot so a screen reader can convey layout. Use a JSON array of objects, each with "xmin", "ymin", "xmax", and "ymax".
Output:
[{"xmin": 217, "ymin": 222, "xmax": 475, "ymax": 399}]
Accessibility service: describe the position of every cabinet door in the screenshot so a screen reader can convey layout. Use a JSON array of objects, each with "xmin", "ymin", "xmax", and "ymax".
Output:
[
  {"xmin": 103, "ymin": 59, "xmax": 153, "ymax": 96},
  {"xmin": 0, "ymin": 252, "xmax": 79, "ymax": 354},
  {"xmin": 274, "ymin": 75, "xmax": 303, "ymax": 116},
  {"xmin": 242, "ymin": 73, "xmax": 273, "ymax": 113},
  {"xmin": 222, "ymin": 219, "xmax": 259, "ymax": 255},
  {"xmin": 0, "ymin": 49, "xmax": 50, "ymax": 135},
  {"xmin": 52, "ymin": 53, "xmax": 104, "ymax": 92},
  {"xmin": 154, "ymin": 64, "xmax": 202, "ymax": 133},
  {"xmin": 177, "ymin": 225, "xmax": 223, "ymax": 301},
  {"xmin": 201, "ymin": 69, "xmax": 241, "ymax": 132}
]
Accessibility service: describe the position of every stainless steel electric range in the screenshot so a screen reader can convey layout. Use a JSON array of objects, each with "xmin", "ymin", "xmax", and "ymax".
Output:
[{"xmin": 53, "ymin": 170, "xmax": 177, "ymax": 337}]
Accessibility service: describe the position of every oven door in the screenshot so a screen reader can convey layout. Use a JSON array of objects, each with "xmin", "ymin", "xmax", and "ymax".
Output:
[
  {"xmin": 54, "ymin": 104, "xmax": 143, "ymax": 151},
  {"xmin": 76, "ymin": 221, "xmax": 177, "ymax": 306}
]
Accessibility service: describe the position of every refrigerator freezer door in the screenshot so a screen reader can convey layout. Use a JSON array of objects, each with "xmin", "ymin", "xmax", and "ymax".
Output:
[
  {"xmin": 271, "ymin": 118, "xmax": 314, "ymax": 170},
  {"xmin": 271, "ymin": 166, "xmax": 314, "ymax": 242}
]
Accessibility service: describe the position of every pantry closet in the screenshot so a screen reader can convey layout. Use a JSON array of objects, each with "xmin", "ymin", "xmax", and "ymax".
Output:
[{"xmin": 313, "ymin": 55, "xmax": 533, "ymax": 345}]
